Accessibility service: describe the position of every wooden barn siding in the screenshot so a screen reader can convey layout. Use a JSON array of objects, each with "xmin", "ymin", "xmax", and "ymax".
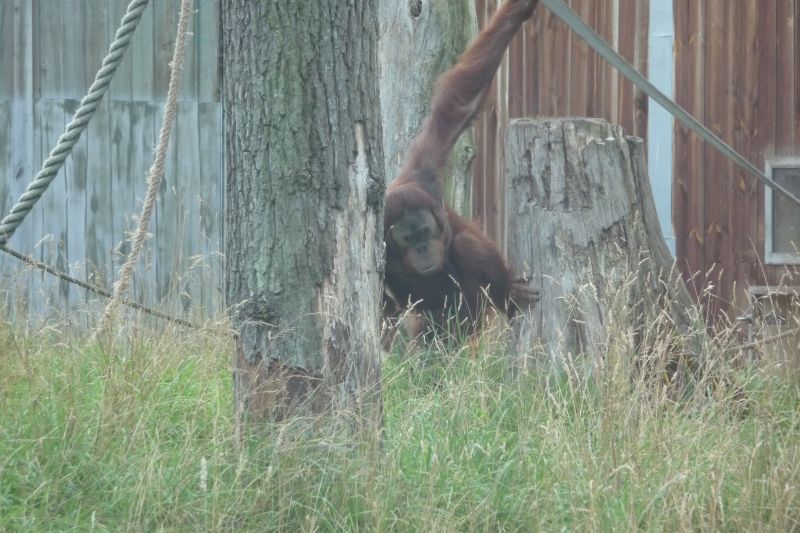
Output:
[
  {"xmin": 673, "ymin": 0, "xmax": 800, "ymax": 319},
  {"xmin": 0, "ymin": 0, "xmax": 223, "ymax": 320},
  {"xmin": 473, "ymin": 0, "xmax": 649, "ymax": 249}
]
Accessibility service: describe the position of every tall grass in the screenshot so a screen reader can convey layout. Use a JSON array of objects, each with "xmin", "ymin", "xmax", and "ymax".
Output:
[{"xmin": 0, "ymin": 309, "xmax": 798, "ymax": 532}]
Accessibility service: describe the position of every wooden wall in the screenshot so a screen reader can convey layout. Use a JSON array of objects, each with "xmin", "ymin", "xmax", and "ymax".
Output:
[
  {"xmin": 476, "ymin": 0, "xmax": 800, "ymax": 321},
  {"xmin": 0, "ymin": 0, "xmax": 223, "ymax": 320},
  {"xmin": 4, "ymin": 0, "xmax": 795, "ymax": 324},
  {"xmin": 673, "ymin": 0, "xmax": 800, "ymax": 320},
  {"xmin": 473, "ymin": 0, "xmax": 650, "ymax": 246}
]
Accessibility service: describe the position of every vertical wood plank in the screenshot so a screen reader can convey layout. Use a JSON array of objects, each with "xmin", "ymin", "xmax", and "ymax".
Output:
[
  {"xmin": 552, "ymin": 5, "xmax": 570, "ymax": 116},
  {"xmin": 569, "ymin": 0, "xmax": 590, "ymax": 117},
  {"xmin": 130, "ymin": 0, "xmax": 155, "ymax": 101},
  {"xmin": 594, "ymin": 0, "xmax": 610, "ymax": 121},
  {"xmin": 198, "ymin": 102, "xmax": 223, "ymax": 312},
  {"xmin": 703, "ymin": 0, "xmax": 723, "ymax": 283},
  {"xmin": 0, "ymin": 0, "xmax": 13, "ymax": 99},
  {"xmin": 127, "ymin": 101, "xmax": 156, "ymax": 304},
  {"xmin": 522, "ymin": 4, "xmax": 540, "ymax": 116},
  {"xmin": 617, "ymin": 0, "xmax": 636, "ymax": 133},
  {"xmin": 156, "ymin": 104, "xmax": 186, "ymax": 312},
  {"xmin": 61, "ymin": 0, "xmax": 86, "ymax": 97},
  {"xmin": 681, "ymin": 0, "xmax": 706, "ymax": 301},
  {"xmin": 109, "ymin": 101, "xmax": 135, "ymax": 293},
  {"xmin": 735, "ymin": 0, "xmax": 761, "ymax": 287},
  {"xmin": 723, "ymin": 3, "xmax": 744, "ymax": 312},
  {"xmin": 84, "ymin": 1, "xmax": 113, "ymax": 294},
  {"xmin": 197, "ymin": 0, "xmax": 221, "ymax": 103},
  {"xmin": 483, "ymin": 100, "xmax": 499, "ymax": 238},
  {"xmin": 537, "ymin": 9, "xmax": 556, "ymax": 115},
  {"xmin": 63, "ymin": 98, "xmax": 89, "ymax": 309},
  {"xmin": 183, "ymin": 7, "xmax": 199, "ymax": 102},
  {"xmin": 0, "ymin": 101, "xmax": 12, "ymax": 311},
  {"xmin": 153, "ymin": 0, "xmax": 180, "ymax": 101},
  {"xmin": 10, "ymin": 0, "xmax": 36, "ymax": 316},
  {"xmin": 583, "ymin": 1, "xmax": 598, "ymax": 116},
  {"xmin": 632, "ymin": 0, "xmax": 649, "ymax": 139},
  {"xmin": 38, "ymin": 0, "xmax": 63, "ymax": 99},
  {"xmin": 608, "ymin": 0, "xmax": 620, "ymax": 124},
  {"xmin": 776, "ymin": 0, "xmax": 796, "ymax": 153},
  {"xmin": 507, "ymin": 25, "xmax": 525, "ymax": 118},
  {"xmin": 495, "ymin": 16, "xmax": 510, "ymax": 248},
  {"xmin": 176, "ymin": 104, "xmax": 202, "ymax": 312},
  {"xmin": 672, "ymin": 0, "xmax": 690, "ymax": 280},
  {"xmin": 703, "ymin": 0, "xmax": 737, "ymax": 319},
  {"xmin": 472, "ymin": 0, "xmax": 493, "ymax": 225},
  {"xmin": 472, "ymin": 0, "xmax": 485, "ymax": 219},
  {"xmin": 755, "ymin": 2, "xmax": 777, "ymax": 285},
  {"xmin": 36, "ymin": 101, "xmax": 69, "ymax": 313},
  {"xmin": 85, "ymin": 99, "xmax": 113, "ymax": 294},
  {"xmin": 59, "ymin": 0, "xmax": 90, "ymax": 311},
  {"xmin": 0, "ymin": 103, "xmax": 11, "ymax": 216}
]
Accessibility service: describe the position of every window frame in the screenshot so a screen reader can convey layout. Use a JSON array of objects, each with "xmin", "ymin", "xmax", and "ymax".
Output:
[{"xmin": 765, "ymin": 156, "xmax": 800, "ymax": 265}]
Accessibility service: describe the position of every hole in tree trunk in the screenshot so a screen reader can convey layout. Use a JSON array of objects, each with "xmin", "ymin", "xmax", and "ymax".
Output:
[{"xmin": 409, "ymin": 0, "xmax": 422, "ymax": 18}]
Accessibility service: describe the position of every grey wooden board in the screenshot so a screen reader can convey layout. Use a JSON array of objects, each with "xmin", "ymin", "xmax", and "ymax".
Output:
[
  {"xmin": 7, "ymin": 0, "xmax": 35, "ymax": 319},
  {"xmin": 0, "ymin": 101, "xmax": 13, "ymax": 310},
  {"xmin": 175, "ymin": 103, "xmax": 202, "ymax": 312},
  {"xmin": 197, "ymin": 2, "xmax": 221, "ymax": 103},
  {"xmin": 0, "ymin": 1, "xmax": 13, "ymax": 99},
  {"xmin": 0, "ymin": 102, "xmax": 11, "ymax": 217},
  {"xmin": 62, "ymin": 0, "xmax": 88, "ymax": 97},
  {"xmin": 198, "ymin": 102, "xmax": 224, "ymax": 311},
  {"xmin": 85, "ymin": 99, "xmax": 113, "ymax": 293},
  {"xmin": 38, "ymin": 0, "xmax": 64, "ymax": 99},
  {"xmin": 0, "ymin": 0, "xmax": 224, "ymax": 321},
  {"xmin": 130, "ymin": 0, "xmax": 156, "ymax": 102}
]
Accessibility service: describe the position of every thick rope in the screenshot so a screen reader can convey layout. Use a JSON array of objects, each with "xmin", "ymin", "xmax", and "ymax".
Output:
[
  {"xmin": 0, "ymin": 244, "xmax": 198, "ymax": 329},
  {"xmin": 0, "ymin": 0, "xmax": 152, "ymax": 246},
  {"xmin": 93, "ymin": 0, "xmax": 194, "ymax": 340}
]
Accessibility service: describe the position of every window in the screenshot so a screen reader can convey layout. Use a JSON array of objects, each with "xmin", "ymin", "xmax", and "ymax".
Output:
[{"xmin": 765, "ymin": 157, "xmax": 800, "ymax": 264}]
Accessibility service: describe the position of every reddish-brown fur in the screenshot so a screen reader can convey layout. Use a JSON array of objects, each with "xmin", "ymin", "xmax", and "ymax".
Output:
[{"xmin": 384, "ymin": 0, "xmax": 539, "ymax": 330}]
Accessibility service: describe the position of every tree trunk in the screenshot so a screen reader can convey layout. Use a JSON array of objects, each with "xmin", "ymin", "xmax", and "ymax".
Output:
[
  {"xmin": 378, "ymin": 0, "xmax": 477, "ymax": 215},
  {"xmin": 222, "ymin": 1, "xmax": 384, "ymax": 428},
  {"xmin": 505, "ymin": 118, "xmax": 704, "ymax": 367}
]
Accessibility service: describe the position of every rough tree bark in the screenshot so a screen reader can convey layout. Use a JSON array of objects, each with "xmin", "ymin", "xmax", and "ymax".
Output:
[
  {"xmin": 222, "ymin": 2, "xmax": 384, "ymax": 428},
  {"xmin": 505, "ymin": 118, "xmax": 704, "ymax": 367},
  {"xmin": 378, "ymin": 0, "xmax": 477, "ymax": 215}
]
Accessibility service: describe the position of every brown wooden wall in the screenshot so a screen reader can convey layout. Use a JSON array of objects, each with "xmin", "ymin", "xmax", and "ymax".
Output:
[
  {"xmin": 673, "ymin": 0, "xmax": 800, "ymax": 320},
  {"xmin": 473, "ymin": 0, "xmax": 650, "ymax": 251},
  {"xmin": 476, "ymin": 0, "xmax": 800, "ymax": 322}
]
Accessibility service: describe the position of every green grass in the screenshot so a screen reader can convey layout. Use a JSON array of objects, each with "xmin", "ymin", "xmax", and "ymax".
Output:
[{"xmin": 0, "ymin": 317, "xmax": 799, "ymax": 532}]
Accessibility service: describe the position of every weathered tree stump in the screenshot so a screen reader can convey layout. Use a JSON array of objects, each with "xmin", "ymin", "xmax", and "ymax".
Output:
[{"xmin": 505, "ymin": 118, "xmax": 703, "ymax": 367}]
